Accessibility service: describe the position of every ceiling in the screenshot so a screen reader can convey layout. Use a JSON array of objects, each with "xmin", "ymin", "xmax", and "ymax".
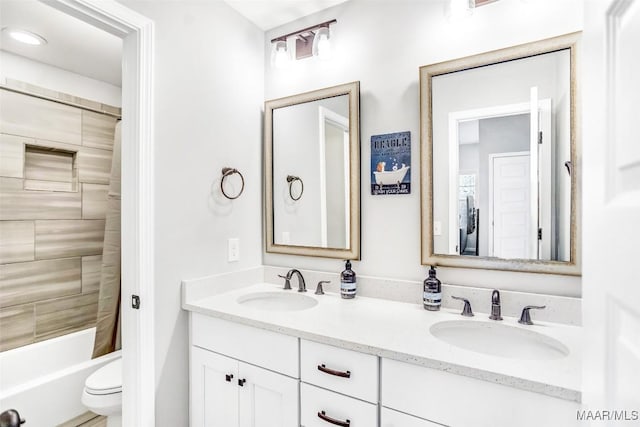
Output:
[
  {"xmin": 0, "ymin": 0, "xmax": 123, "ymax": 86},
  {"xmin": 224, "ymin": 0, "xmax": 349, "ymax": 30},
  {"xmin": 0, "ymin": 0, "xmax": 347, "ymax": 87}
]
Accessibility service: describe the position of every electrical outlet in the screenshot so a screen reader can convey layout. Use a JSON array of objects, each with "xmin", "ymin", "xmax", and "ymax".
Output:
[
  {"xmin": 228, "ymin": 238, "xmax": 239, "ymax": 262},
  {"xmin": 434, "ymin": 221, "xmax": 442, "ymax": 236}
]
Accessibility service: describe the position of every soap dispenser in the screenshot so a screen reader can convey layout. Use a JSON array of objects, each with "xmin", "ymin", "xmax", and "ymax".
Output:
[
  {"xmin": 340, "ymin": 260, "xmax": 357, "ymax": 299},
  {"xmin": 423, "ymin": 266, "xmax": 441, "ymax": 311}
]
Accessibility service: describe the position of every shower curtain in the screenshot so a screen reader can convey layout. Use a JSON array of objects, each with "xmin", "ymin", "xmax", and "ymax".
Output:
[{"xmin": 92, "ymin": 120, "xmax": 122, "ymax": 358}]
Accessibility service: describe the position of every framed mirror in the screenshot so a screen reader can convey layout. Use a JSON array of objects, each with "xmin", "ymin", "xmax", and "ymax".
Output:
[
  {"xmin": 265, "ymin": 81, "xmax": 360, "ymax": 259},
  {"xmin": 420, "ymin": 33, "xmax": 580, "ymax": 275}
]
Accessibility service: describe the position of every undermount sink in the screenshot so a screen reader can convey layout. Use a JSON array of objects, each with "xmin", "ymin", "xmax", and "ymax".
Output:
[
  {"xmin": 236, "ymin": 291, "xmax": 318, "ymax": 312},
  {"xmin": 430, "ymin": 320, "xmax": 569, "ymax": 360}
]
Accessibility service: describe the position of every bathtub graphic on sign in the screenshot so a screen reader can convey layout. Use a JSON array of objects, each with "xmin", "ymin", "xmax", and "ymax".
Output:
[{"xmin": 371, "ymin": 131, "xmax": 411, "ymax": 195}]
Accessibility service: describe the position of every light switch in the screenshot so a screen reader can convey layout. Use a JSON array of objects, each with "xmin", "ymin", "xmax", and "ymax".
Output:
[
  {"xmin": 228, "ymin": 238, "xmax": 239, "ymax": 262},
  {"xmin": 434, "ymin": 221, "xmax": 442, "ymax": 236}
]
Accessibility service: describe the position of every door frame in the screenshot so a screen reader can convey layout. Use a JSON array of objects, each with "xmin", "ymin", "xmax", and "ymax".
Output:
[
  {"xmin": 318, "ymin": 106, "xmax": 350, "ymax": 248},
  {"xmin": 45, "ymin": 1, "xmax": 155, "ymax": 425}
]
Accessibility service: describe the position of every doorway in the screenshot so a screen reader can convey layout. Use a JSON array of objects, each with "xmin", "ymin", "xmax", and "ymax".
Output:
[
  {"xmin": 448, "ymin": 98, "xmax": 552, "ymax": 259},
  {"xmin": 42, "ymin": 1, "xmax": 155, "ymax": 425}
]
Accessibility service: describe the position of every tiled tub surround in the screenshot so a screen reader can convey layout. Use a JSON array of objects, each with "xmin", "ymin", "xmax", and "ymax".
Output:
[
  {"xmin": 0, "ymin": 85, "xmax": 120, "ymax": 351},
  {"xmin": 183, "ymin": 268, "xmax": 581, "ymax": 426}
]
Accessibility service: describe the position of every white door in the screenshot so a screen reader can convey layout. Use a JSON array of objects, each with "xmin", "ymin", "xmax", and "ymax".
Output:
[
  {"xmin": 191, "ymin": 347, "xmax": 239, "ymax": 427},
  {"xmin": 582, "ymin": 0, "xmax": 640, "ymax": 422},
  {"xmin": 489, "ymin": 152, "xmax": 532, "ymax": 259},
  {"xmin": 238, "ymin": 362, "xmax": 298, "ymax": 427}
]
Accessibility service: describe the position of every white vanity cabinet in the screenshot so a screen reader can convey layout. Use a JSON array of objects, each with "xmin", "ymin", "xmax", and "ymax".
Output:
[
  {"xmin": 189, "ymin": 314, "xmax": 299, "ymax": 427},
  {"xmin": 381, "ymin": 358, "xmax": 580, "ymax": 427},
  {"xmin": 191, "ymin": 346, "xmax": 298, "ymax": 427}
]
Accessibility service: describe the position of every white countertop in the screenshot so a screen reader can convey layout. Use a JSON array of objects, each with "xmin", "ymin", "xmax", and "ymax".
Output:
[{"xmin": 182, "ymin": 282, "xmax": 581, "ymax": 402}]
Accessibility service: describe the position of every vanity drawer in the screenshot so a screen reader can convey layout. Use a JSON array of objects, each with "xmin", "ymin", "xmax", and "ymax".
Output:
[
  {"xmin": 191, "ymin": 313, "xmax": 298, "ymax": 378},
  {"xmin": 301, "ymin": 383, "xmax": 377, "ymax": 427},
  {"xmin": 301, "ymin": 339, "xmax": 378, "ymax": 403},
  {"xmin": 382, "ymin": 358, "xmax": 580, "ymax": 427}
]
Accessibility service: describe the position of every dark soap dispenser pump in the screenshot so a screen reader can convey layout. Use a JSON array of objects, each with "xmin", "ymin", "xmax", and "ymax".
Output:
[{"xmin": 423, "ymin": 266, "xmax": 442, "ymax": 311}]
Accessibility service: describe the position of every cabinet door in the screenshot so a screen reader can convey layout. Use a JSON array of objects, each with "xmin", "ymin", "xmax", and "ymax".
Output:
[
  {"xmin": 381, "ymin": 407, "xmax": 443, "ymax": 427},
  {"xmin": 238, "ymin": 362, "xmax": 298, "ymax": 427},
  {"xmin": 191, "ymin": 346, "xmax": 239, "ymax": 427}
]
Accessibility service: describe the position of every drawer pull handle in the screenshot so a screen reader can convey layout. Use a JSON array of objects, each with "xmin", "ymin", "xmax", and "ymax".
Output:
[
  {"xmin": 317, "ymin": 364, "xmax": 351, "ymax": 378},
  {"xmin": 225, "ymin": 374, "xmax": 234, "ymax": 382},
  {"xmin": 318, "ymin": 410, "xmax": 350, "ymax": 426}
]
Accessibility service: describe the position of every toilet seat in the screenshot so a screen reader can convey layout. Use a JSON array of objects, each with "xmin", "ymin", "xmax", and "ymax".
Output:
[
  {"xmin": 82, "ymin": 357, "xmax": 122, "ymax": 418},
  {"xmin": 85, "ymin": 358, "xmax": 122, "ymax": 394}
]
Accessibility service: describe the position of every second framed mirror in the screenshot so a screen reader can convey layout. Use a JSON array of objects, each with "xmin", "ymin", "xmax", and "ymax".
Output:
[
  {"xmin": 420, "ymin": 33, "xmax": 580, "ymax": 275},
  {"xmin": 265, "ymin": 81, "xmax": 360, "ymax": 259}
]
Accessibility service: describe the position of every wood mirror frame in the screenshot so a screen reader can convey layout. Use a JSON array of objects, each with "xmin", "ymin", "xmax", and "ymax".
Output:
[
  {"xmin": 265, "ymin": 81, "xmax": 361, "ymax": 259},
  {"xmin": 420, "ymin": 33, "xmax": 581, "ymax": 275}
]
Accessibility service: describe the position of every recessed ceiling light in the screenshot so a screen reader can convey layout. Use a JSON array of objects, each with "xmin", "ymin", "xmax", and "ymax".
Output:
[{"xmin": 2, "ymin": 28, "xmax": 47, "ymax": 46}]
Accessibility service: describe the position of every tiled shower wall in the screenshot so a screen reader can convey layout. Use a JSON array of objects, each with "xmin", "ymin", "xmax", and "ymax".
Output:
[{"xmin": 0, "ymin": 82, "xmax": 120, "ymax": 351}]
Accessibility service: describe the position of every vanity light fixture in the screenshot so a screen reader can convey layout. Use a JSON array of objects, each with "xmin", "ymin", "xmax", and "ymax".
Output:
[
  {"xmin": 270, "ymin": 19, "xmax": 336, "ymax": 66},
  {"xmin": 2, "ymin": 27, "xmax": 47, "ymax": 46},
  {"xmin": 312, "ymin": 26, "xmax": 332, "ymax": 60},
  {"xmin": 271, "ymin": 40, "xmax": 291, "ymax": 69}
]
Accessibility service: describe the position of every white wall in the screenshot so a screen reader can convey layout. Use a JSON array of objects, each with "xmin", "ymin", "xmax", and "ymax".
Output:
[
  {"xmin": 0, "ymin": 51, "xmax": 122, "ymax": 107},
  {"xmin": 117, "ymin": 1, "xmax": 264, "ymax": 424},
  {"xmin": 264, "ymin": 0, "xmax": 582, "ymax": 297}
]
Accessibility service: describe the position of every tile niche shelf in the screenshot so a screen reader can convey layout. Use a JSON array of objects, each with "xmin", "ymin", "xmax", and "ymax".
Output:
[{"xmin": 24, "ymin": 144, "xmax": 79, "ymax": 192}]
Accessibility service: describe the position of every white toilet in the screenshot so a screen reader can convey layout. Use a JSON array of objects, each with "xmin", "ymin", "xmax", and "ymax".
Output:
[{"xmin": 82, "ymin": 357, "xmax": 122, "ymax": 427}]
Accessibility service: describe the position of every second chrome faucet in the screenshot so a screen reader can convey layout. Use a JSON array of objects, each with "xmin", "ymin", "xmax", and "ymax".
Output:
[
  {"xmin": 278, "ymin": 269, "xmax": 306, "ymax": 292},
  {"xmin": 489, "ymin": 289, "xmax": 503, "ymax": 321}
]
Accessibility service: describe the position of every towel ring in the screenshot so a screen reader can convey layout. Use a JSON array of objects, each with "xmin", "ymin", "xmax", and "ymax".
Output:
[
  {"xmin": 287, "ymin": 175, "xmax": 304, "ymax": 201},
  {"xmin": 221, "ymin": 167, "xmax": 244, "ymax": 200}
]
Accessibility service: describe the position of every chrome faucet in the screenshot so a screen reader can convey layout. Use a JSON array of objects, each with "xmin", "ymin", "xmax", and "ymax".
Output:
[
  {"xmin": 518, "ymin": 305, "xmax": 546, "ymax": 325},
  {"xmin": 278, "ymin": 269, "xmax": 307, "ymax": 292},
  {"xmin": 489, "ymin": 289, "xmax": 503, "ymax": 321}
]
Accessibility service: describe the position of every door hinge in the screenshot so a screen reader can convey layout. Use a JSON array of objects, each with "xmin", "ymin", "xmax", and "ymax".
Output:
[
  {"xmin": 131, "ymin": 294, "xmax": 140, "ymax": 309},
  {"xmin": 538, "ymin": 228, "xmax": 542, "ymax": 240},
  {"xmin": 538, "ymin": 131, "xmax": 543, "ymax": 144}
]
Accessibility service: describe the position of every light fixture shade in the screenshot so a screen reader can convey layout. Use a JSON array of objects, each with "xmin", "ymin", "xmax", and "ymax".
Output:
[
  {"xmin": 271, "ymin": 40, "xmax": 290, "ymax": 68},
  {"xmin": 312, "ymin": 27, "xmax": 331, "ymax": 60},
  {"xmin": 3, "ymin": 28, "xmax": 47, "ymax": 45}
]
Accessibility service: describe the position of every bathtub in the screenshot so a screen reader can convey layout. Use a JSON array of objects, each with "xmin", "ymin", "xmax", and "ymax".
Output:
[
  {"xmin": 0, "ymin": 327, "xmax": 121, "ymax": 427},
  {"xmin": 373, "ymin": 165, "xmax": 410, "ymax": 185}
]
